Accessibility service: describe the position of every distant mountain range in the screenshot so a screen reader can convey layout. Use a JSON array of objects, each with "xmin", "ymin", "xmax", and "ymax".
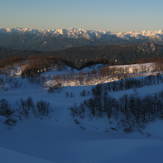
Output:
[{"xmin": 1, "ymin": 28, "xmax": 163, "ymax": 51}]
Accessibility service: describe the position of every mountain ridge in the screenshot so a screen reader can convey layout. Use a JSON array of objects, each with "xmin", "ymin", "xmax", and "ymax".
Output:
[
  {"xmin": 1, "ymin": 27, "xmax": 163, "ymax": 39},
  {"xmin": 1, "ymin": 27, "xmax": 163, "ymax": 51}
]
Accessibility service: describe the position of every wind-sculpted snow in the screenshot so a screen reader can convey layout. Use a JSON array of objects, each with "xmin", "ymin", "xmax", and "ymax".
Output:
[{"xmin": 1, "ymin": 27, "xmax": 163, "ymax": 50}]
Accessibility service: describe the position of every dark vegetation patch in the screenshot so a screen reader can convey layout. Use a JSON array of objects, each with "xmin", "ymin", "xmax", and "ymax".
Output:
[
  {"xmin": 0, "ymin": 98, "xmax": 52, "ymax": 126},
  {"xmin": 71, "ymin": 82, "xmax": 163, "ymax": 131},
  {"xmin": 105, "ymin": 74, "xmax": 163, "ymax": 92},
  {"xmin": 1, "ymin": 42, "xmax": 163, "ymax": 76}
]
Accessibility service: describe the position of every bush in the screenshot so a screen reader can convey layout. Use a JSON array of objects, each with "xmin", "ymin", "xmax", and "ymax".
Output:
[
  {"xmin": 0, "ymin": 99, "xmax": 13, "ymax": 117},
  {"xmin": 18, "ymin": 97, "xmax": 35, "ymax": 117},
  {"xmin": 36, "ymin": 101, "xmax": 50, "ymax": 116},
  {"xmin": 18, "ymin": 98, "xmax": 51, "ymax": 117},
  {"xmin": 5, "ymin": 118, "xmax": 17, "ymax": 126},
  {"xmin": 0, "ymin": 98, "xmax": 52, "ymax": 127},
  {"xmin": 80, "ymin": 90, "xmax": 87, "ymax": 96},
  {"xmin": 123, "ymin": 127, "xmax": 133, "ymax": 133}
]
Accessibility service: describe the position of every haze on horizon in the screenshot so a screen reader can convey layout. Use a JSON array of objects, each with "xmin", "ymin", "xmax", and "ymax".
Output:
[{"xmin": 0, "ymin": 0, "xmax": 163, "ymax": 32}]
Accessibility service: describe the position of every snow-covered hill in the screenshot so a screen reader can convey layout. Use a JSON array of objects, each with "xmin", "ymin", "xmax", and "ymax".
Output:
[
  {"xmin": 1, "ymin": 63, "xmax": 163, "ymax": 162},
  {"xmin": 0, "ymin": 77, "xmax": 163, "ymax": 163},
  {"xmin": 44, "ymin": 62, "xmax": 159, "ymax": 88}
]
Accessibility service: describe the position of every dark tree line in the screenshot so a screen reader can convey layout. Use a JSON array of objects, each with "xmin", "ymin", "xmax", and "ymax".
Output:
[
  {"xmin": 104, "ymin": 74, "xmax": 163, "ymax": 92},
  {"xmin": 0, "ymin": 97, "xmax": 51, "ymax": 126},
  {"xmin": 2, "ymin": 42, "xmax": 163, "ymax": 77},
  {"xmin": 71, "ymin": 85, "xmax": 163, "ymax": 130}
]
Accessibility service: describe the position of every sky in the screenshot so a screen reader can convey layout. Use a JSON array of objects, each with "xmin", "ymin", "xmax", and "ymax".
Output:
[{"xmin": 0, "ymin": 0, "xmax": 163, "ymax": 32}]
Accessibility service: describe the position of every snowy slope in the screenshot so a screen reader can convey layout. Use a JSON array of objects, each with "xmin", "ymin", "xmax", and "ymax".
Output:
[
  {"xmin": 1, "ymin": 67, "xmax": 163, "ymax": 162},
  {"xmin": 0, "ymin": 146, "xmax": 54, "ymax": 163},
  {"xmin": 44, "ymin": 62, "xmax": 159, "ymax": 88},
  {"xmin": 0, "ymin": 119, "xmax": 163, "ymax": 163}
]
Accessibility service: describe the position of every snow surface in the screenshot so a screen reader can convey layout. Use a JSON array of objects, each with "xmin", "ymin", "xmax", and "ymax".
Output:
[
  {"xmin": 0, "ymin": 119, "xmax": 163, "ymax": 163},
  {"xmin": 0, "ymin": 146, "xmax": 54, "ymax": 163},
  {"xmin": 1, "ymin": 69, "xmax": 163, "ymax": 162}
]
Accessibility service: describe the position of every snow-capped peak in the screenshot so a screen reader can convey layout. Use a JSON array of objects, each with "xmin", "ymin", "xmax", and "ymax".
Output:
[
  {"xmin": 1, "ymin": 27, "xmax": 163, "ymax": 39},
  {"xmin": 1, "ymin": 27, "xmax": 163, "ymax": 51}
]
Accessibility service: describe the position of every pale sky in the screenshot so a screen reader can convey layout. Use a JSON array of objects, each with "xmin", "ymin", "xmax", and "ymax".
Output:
[{"xmin": 0, "ymin": 0, "xmax": 163, "ymax": 32}]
